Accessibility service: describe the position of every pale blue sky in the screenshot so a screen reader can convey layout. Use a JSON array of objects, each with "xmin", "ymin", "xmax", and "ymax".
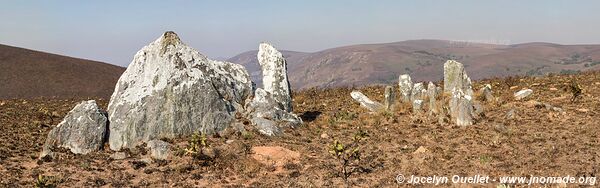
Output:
[{"xmin": 1, "ymin": 0, "xmax": 599, "ymax": 66}]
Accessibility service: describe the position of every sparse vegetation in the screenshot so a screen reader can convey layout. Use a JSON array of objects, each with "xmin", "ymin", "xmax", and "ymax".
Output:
[
  {"xmin": 568, "ymin": 80, "xmax": 583, "ymax": 102},
  {"xmin": 329, "ymin": 129, "xmax": 369, "ymax": 182},
  {"xmin": 34, "ymin": 175, "xmax": 57, "ymax": 188}
]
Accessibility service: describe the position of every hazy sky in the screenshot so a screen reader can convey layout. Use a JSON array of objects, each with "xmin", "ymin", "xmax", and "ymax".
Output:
[{"xmin": 1, "ymin": 0, "xmax": 600, "ymax": 66}]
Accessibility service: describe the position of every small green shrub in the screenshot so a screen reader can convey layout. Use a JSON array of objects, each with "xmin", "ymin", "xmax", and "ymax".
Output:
[{"xmin": 329, "ymin": 129, "xmax": 369, "ymax": 182}]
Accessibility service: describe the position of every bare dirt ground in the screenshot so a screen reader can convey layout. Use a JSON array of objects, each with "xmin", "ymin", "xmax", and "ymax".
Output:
[{"xmin": 1, "ymin": 71, "xmax": 599, "ymax": 187}]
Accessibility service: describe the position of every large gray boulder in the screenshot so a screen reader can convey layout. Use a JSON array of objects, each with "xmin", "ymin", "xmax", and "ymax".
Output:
[
  {"xmin": 107, "ymin": 32, "xmax": 254, "ymax": 150},
  {"xmin": 257, "ymin": 43, "xmax": 293, "ymax": 112},
  {"xmin": 398, "ymin": 74, "xmax": 413, "ymax": 103},
  {"xmin": 443, "ymin": 60, "xmax": 473, "ymax": 95},
  {"xmin": 41, "ymin": 100, "xmax": 108, "ymax": 157}
]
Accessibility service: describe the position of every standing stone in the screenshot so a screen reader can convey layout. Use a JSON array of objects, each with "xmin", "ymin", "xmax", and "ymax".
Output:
[
  {"xmin": 246, "ymin": 88, "xmax": 302, "ymax": 136},
  {"xmin": 411, "ymin": 82, "xmax": 425, "ymax": 102},
  {"xmin": 412, "ymin": 99, "xmax": 424, "ymax": 113},
  {"xmin": 443, "ymin": 60, "xmax": 473, "ymax": 95},
  {"xmin": 480, "ymin": 84, "xmax": 493, "ymax": 102},
  {"xmin": 427, "ymin": 82, "xmax": 439, "ymax": 115},
  {"xmin": 350, "ymin": 91, "xmax": 384, "ymax": 112},
  {"xmin": 449, "ymin": 89, "xmax": 473, "ymax": 126},
  {"xmin": 384, "ymin": 86, "xmax": 395, "ymax": 111},
  {"xmin": 41, "ymin": 100, "xmax": 108, "ymax": 158},
  {"xmin": 398, "ymin": 74, "xmax": 413, "ymax": 103},
  {"xmin": 107, "ymin": 32, "xmax": 254, "ymax": 151},
  {"xmin": 514, "ymin": 89, "xmax": 533, "ymax": 100},
  {"xmin": 258, "ymin": 42, "xmax": 293, "ymax": 112}
]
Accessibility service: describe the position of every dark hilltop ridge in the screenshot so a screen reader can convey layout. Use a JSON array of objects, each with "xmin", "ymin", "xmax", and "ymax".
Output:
[{"xmin": 0, "ymin": 44, "xmax": 125, "ymax": 99}]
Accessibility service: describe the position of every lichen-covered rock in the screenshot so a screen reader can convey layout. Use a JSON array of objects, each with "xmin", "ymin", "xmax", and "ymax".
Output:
[
  {"xmin": 351, "ymin": 91, "xmax": 384, "ymax": 112},
  {"xmin": 246, "ymin": 88, "xmax": 302, "ymax": 136},
  {"xmin": 107, "ymin": 32, "xmax": 254, "ymax": 151},
  {"xmin": 480, "ymin": 84, "xmax": 493, "ymax": 102},
  {"xmin": 449, "ymin": 89, "xmax": 473, "ymax": 126},
  {"xmin": 147, "ymin": 139, "xmax": 170, "ymax": 160},
  {"xmin": 398, "ymin": 74, "xmax": 413, "ymax": 102},
  {"xmin": 384, "ymin": 86, "xmax": 395, "ymax": 111},
  {"xmin": 514, "ymin": 89, "xmax": 533, "ymax": 100},
  {"xmin": 258, "ymin": 43, "xmax": 293, "ymax": 112},
  {"xmin": 427, "ymin": 82, "xmax": 439, "ymax": 115},
  {"xmin": 411, "ymin": 82, "xmax": 426, "ymax": 102},
  {"xmin": 412, "ymin": 99, "xmax": 424, "ymax": 113},
  {"xmin": 443, "ymin": 60, "xmax": 473, "ymax": 95},
  {"xmin": 41, "ymin": 100, "xmax": 107, "ymax": 158}
]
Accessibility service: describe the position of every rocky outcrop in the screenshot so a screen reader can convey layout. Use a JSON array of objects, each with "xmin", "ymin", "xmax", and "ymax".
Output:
[
  {"xmin": 443, "ymin": 60, "xmax": 473, "ymax": 95},
  {"xmin": 398, "ymin": 74, "xmax": 413, "ymax": 103},
  {"xmin": 107, "ymin": 32, "xmax": 254, "ymax": 150},
  {"xmin": 41, "ymin": 100, "xmax": 108, "ymax": 157},
  {"xmin": 384, "ymin": 86, "xmax": 395, "ymax": 111},
  {"xmin": 351, "ymin": 91, "xmax": 384, "ymax": 112},
  {"xmin": 514, "ymin": 89, "xmax": 533, "ymax": 100},
  {"xmin": 257, "ymin": 43, "xmax": 293, "ymax": 112}
]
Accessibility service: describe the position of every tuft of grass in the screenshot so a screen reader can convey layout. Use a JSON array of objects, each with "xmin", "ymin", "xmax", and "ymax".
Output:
[
  {"xmin": 568, "ymin": 80, "xmax": 582, "ymax": 102},
  {"xmin": 34, "ymin": 174, "xmax": 57, "ymax": 188}
]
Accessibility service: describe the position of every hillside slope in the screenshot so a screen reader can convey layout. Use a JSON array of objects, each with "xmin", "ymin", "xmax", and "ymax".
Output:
[
  {"xmin": 230, "ymin": 40, "xmax": 600, "ymax": 89},
  {"xmin": 0, "ymin": 44, "xmax": 125, "ymax": 99}
]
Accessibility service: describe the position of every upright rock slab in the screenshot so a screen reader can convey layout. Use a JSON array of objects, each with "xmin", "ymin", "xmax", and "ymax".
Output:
[
  {"xmin": 384, "ymin": 86, "xmax": 395, "ymax": 111},
  {"xmin": 443, "ymin": 60, "xmax": 473, "ymax": 95},
  {"xmin": 411, "ymin": 82, "xmax": 426, "ymax": 102},
  {"xmin": 449, "ymin": 89, "xmax": 473, "ymax": 126},
  {"xmin": 351, "ymin": 91, "xmax": 384, "ymax": 112},
  {"xmin": 258, "ymin": 43, "xmax": 293, "ymax": 112},
  {"xmin": 480, "ymin": 84, "xmax": 493, "ymax": 102},
  {"xmin": 427, "ymin": 82, "xmax": 439, "ymax": 115},
  {"xmin": 41, "ymin": 100, "xmax": 108, "ymax": 157},
  {"xmin": 398, "ymin": 74, "xmax": 413, "ymax": 103},
  {"xmin": 107, "ymin": 32, "xmax": 254, "ymax": 150}
]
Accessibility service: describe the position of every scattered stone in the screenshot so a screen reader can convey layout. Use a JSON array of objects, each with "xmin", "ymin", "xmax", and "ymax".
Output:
[
  {"xmin": 472, "ymin": 102, "xmax": 485, "ymax": 118},
  {"xmin": 412, "ymin": 99, "xmax": 424, "ymax": 113},
  {"xmin": 494, "ymin": 124, "xmax": 509, "ymax": 134},
  {"xmin": 41, "ymin": 100, "xmax": 108, "ymax": 158},
  {"xmin": 320, "ymin": 133, "xmax": 329, "ymax": 139},
  {"xmin": 480, "ymin": 84, "xmax": 493, "ymax": 102},
  {"xmin": 107, "ymin": 32, "xmax": 254, "ymax": 151},
  {"xmin": 110, "ymin": 152, "xmax": 128, "ymax": 160},
  {"xmin": 225, "ymin": 140, "xmax": 235, "ymax": 144},
  {"xmin": 505, "ymin": 109, "xmax": 517, "ymax": 120},
  {"xmin": 258, "ymin": 42, "xmax": 293, "ymax": 112},
  {"xmin": 350, "ymin": 91, "xmax": 384, "ymax": 112},
  {"xmin": 427, "ymin": 82, "xmax": 439, "ymax": 115},
  {"xmin": 514, "ymin": 89, "xmax": 533, "ymax": 100},
  {"xmin": 413, "ymin": 146, "xmax": 429, "ymax": 154},
  {"xmin": 147, "ymin": 139, "xmax": 170, "ymax": 160},
  {"xmin": 577, "ymin": 108, "xmax": 589, "ymax": 113},
  {"xmin": 549, "ymin": 87, "xmax": 558, "ymax": 91},
  {"xmin": 398, "ymin": 74, "xmax": 413, "ymax": 102},
  {"xmin": 384, "ymin": 85, "xmax": 395, "ymax": 111},
  {"xmin": 509, "ymin": 86, "xmax": 519, "ymax": 90},
  {"xmin": 251, "ymin": 146, "xmax": 300, "ymax": 171},
  {"xmin": 449, "ymin": 89, "xmax": 473, "ymax": 126},
  {"xmin": 443, "ymin": 60, "xmax": 473, "ymax": 95}
]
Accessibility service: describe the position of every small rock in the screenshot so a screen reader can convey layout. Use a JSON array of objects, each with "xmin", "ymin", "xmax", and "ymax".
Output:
[
  {"xmin": 413, "ymin": 146, "xmax": 429, "ymax": 154},
  {"xmin": 577, "ymin": 108, "xmax": 589, "ymax": 113},
  {"xmin": 509, "ymin": 86, "xmax": 519, "ymax": 90},
  {"xmin": 320, "ymin": 133, "xmax": 329, "ymax": 139},
  {"xmin": 480, "ymin": 84, "xmax": 493, "ymax": 102},
  {"xmin": 225, "ymin": 140, "xmax": 235, "ymax": 144},
  {"xmin": 506, "ymin": 109, "xmax": 517, "ymax": 119},
  {"xmin": 147, "ymin": 139, "xmax": 171, "ymax": 160},
  {"xmin": 110, "ymin": 152, "xmax": 128, "ymax": 160},
  {"xmin": 514, "ymin": 89, "xmax": 533, "ymax": 100},
  {"xmin": 549, "ymin": 88, "xmax": 558, "ymax": 91},
  {"xmin": 412, "ymin": 99, "xmax": 424, "ymax": 113}
]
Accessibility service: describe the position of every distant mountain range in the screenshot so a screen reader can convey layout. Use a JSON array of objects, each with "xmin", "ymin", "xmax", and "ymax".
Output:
[
  {"xmin": 0, "ymin": 44, "xmax": 125, "ymax": 99},
  {"xmin": 2, "ymin": 39, "xmax": 600, "ymax": 99},
  {"xmin": 229, "ymin": 40, "xmax": 600, "ymax": 89}
]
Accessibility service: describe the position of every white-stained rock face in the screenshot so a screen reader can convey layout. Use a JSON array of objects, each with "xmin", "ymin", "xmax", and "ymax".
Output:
[
  {"xmin": 443, "ymin": 60, "xmax": 473, "ymax": 95},
  {"xmin": 411, "ymin": 82, "xmax": 425, "ymax": 102},
  {"xmin": 107, "ymin": 32, "xmax": 254, "ymax": 151},
  {"xmin": 258, "ymin": 43, "xmax": 293, "ymax": 112},
  {"xmin": 398, "ymin": 74, "xmax": 413, "ymax": 102},
  {"xmin": 449, "ymin": 89, "xmax": 473, "ymax": 126},
  {"xmin": 384, "ymin": 86, "xmax": 395, "ymax": 110},
  {"xmin": 41, "ymin": 100, "xmax": 108, "ymax": 158},
  {"xmin": 351, "ymin": 91, "xmax": 384, "ymax": 112},
  {"xmin": 514, "ymin": 89, "xmax": 533, "ymax": 100}
]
